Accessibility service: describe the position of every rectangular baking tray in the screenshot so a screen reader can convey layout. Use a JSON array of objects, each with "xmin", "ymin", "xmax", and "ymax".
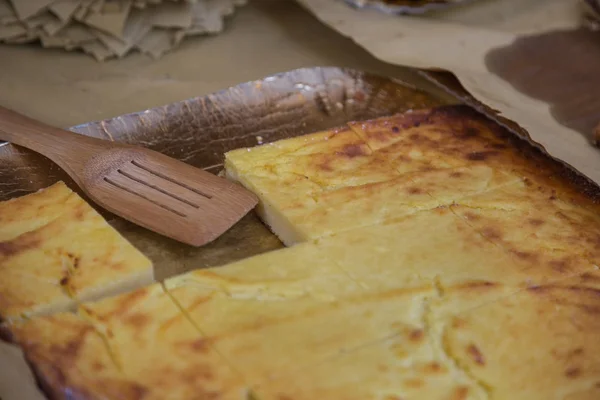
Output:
[
  {"xmin": 0, "ymin": 66, "xmax": 460, "ymax": 281},
  {"xmin": 2, "ymin": 66, "xmax": 600, "ymax": 400},
  {"xmin": 1, "ymin": 66, "xmax": 597, "ymax": 280}
]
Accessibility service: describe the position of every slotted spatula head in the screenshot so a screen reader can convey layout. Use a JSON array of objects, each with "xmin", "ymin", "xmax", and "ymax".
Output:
[
  {"xmin": 84, "ymin": 147, "xmax": 258, "ymax": 246},
  {"xmin": 0, "ymin": 106, "xmax": 258, "ymax": 247}
]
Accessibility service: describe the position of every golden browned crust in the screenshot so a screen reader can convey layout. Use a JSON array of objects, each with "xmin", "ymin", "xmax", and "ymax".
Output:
[
  {"xmin": 9, "ymin": 284, "xmax": 246, "ymax": 400},
  {"xmin": 8, "ymin": 105, "xmax": 600, "ymax": 399},
  {"xmin": 253, "ymin": 270, "xmax": 600, "ymax": 400},
  {"xmin": 0, "ymin": 181, "xmax": 75, "ymax": 242},
  {"xmin": 225, "ymin": 104, "xmax": 600, "ymax": 249},
  {"xmin": 219, "ymin": 105, "xmax": 600, "ymax": 399},
  {"xmin": 435, "ymin": 270, "xmax": 600, "ymax": 399},
  {"xmin": 348, "ymin": 105, "xmax": 600, "ymax": 206},
  {"xmin": 9, "ymin": 312, "xmax": 130, "ymax": 400},
  {"xmin": 0, "ymin": 182, "xmax": 154, "ymax": 323}
]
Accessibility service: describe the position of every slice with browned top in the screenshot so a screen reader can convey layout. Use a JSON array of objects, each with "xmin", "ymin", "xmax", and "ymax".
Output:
[
  {"xmin": 224, "ymin": 126, "xmax": 405, "ymax": 244},
  {"xmin": 430, "ymin": 271, "xmax": 600, "ymax": 400},
  {"xmin": 253, "ymin": 269, "xmax": 600, "ymax": 400},
  {"xmin": 225, "ymin": 105, "xmax": 600, "ymax": 248},
  {"xmin": 254, "ymin": 335, "xmax": 485, "ymax": 400},
  {"xmin": 0, "ymin": 182, "xmax": 153, "ymax": 322},
  {"xmin": 0, "ymin": 182, "xmax": 76, "ymax": 242},
  {"xmin": 451, "ymin": 176, "xmax": 600, "ymax": 268},
  {"xmin": 314, "ymin": 206, "xmax": 590, "ymax": 298},
  {"xmin": 6, "ymin": 104, "xmax": 600, "ymax": 400},
  {"xmin": 165, "ymin": 243, "xmax": 429, "ymax": 382},
  {"xmin": 7, "ymin": 283, "xmax": 246, "ymax": 400},
  {"xmin": 4, "ymin": 312, "xmax": 140, "ymax": 400}
]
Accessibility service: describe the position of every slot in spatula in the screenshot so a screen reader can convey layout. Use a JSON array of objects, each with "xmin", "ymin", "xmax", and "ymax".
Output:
[{"xmin": 0, "ymin": 106, "xmax": 258, "ymax": 247}]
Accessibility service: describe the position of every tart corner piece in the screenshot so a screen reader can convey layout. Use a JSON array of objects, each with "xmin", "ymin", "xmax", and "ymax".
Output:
[
  {"xmin": 0, "ymin": 182, "xmax": 154, "ymax": 322},
  {"xmin": 0, "ymin": 181, "xmax": 74, "ymax": 242},
  {"xmin": 224, "ymin": 105, "xmax": 600, "ymax": 251},
  {"xmin": 8, "ymin": 282, "xmax": 246, "ymax": 400},
  {"xmin": 223, "ymin": 126, "xmax": 406, "ymax": 245},
  {"xmin": 435, "ymin": 270, "xmax": 600, "ymax": 400}
]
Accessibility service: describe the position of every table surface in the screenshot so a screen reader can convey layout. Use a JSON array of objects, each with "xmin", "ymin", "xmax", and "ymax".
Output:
[{"xmin": 0, "ymin": 0, "xmax": 409, "ymax": 129}]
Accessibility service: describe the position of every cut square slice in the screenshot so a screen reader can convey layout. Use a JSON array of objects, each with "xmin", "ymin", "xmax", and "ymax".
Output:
[
  {"xmin": 171, "ymin": 286, "xmax": 436, "ymax": 384},
  {"xmin": 348, "ymin": 104, "xmax": 569, "ymax": 188},
  {"xmin": 315, "ymin": 207, "xmax": 550, "ymax": 312},
  {"xmin": 3, "ymin": 312, "xmax": 138, "ymax": 399},
  {"xmin": 166, "ymin": 241, "xmax": 361, "ymax": 302},
  {"xmin": 452, "ymin": 187, "xmax": 598, "ymax": 280},
  {"xmin": 290, "ymin": 175, "xmax": 454, "ymax": 242},
  {"xmin": 434, "ymin": 270, "xmax": 600, "ymax": 400},
  {"xmin": 254, "ymin": 335, "xmax": 485, "ymax": 400},
  {"xmin": 165, "ymin": 241, "xmax": 366, "ymax": 338},
  {"xmin": 226, "ymin": 159, "xmax": 487, "ymax": 245},
  {"xmin": 220, "ymin": 170, "xmax": 322, "ymax": 245},
  {"xmin": 347, "ymin": 107, "xmax": 499, "ymax": 177},
  {"xmin": 225, "ymin": 127, "xmax": 399, "ymax": 190},
  {"xmin": 166, "ymin": 243, "xmax": 435, "ymax": 382},
  {"xmin": 225, "ymin": 106, "xmax": 525, "ymax": 246},
  {"xmin": 287, "ymin": 165, "xmax": 520, "ymax": 244},
  {"xmin": 0, "ymin": 182, "xmax": 153, "ymax": 322},
  {"xmin": 6, "ymin": 283, "xmax": 246, "ymax": 400},
  {"xmin": 347, "ymin": 105, "xmax": 506, "ymax": 156},
  {"xmin": 0, "ymin": 181, "xmax": 77, "ymax": 242},
  {"xmin": 225, "ymin": 127, "xmax": 408, "ymax": 245},
  {"xmin": 408, "ymin": 165, "xmax": 521, "ymax": 205}
]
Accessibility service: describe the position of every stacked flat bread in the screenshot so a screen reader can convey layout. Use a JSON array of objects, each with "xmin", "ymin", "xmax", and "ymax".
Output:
[
  {"xmin": 0, "ymin": 0, "xmax": 246, "ymax": 60},
  {"xmin": 2, "ymin": 105, "xmax": 600, "ymax": 399}
]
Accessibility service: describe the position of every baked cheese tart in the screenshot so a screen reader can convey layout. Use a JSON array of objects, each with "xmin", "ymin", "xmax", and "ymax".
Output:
[
  {"xmin": 4, "ymin": 105, "xmax": 600, "ymax": 400},
  {"xmin": 165, "ymin": 244, "xmax": 428, "ymax": 382},
  {"xmin": 0, "ymin": 182, "xmax": 153, "ymax": 322},
  {"xmin": 225, "ymin": 106, "xmax": 597, "ymax": 247},
  {"xmin": 0, "ymin": 181, "xmax": 77, "ymax": 242},
  {"xmin": 254, "ymin": 273, "xmax": 600, "ymax": 400},
  {"xmin": 5, "ymin": 283, "xmax": 245, "ymax": 400}
]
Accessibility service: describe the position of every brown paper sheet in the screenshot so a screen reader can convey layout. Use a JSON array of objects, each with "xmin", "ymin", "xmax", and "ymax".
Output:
[
  {"xmin": 298, "ymin": 0, "xmax": 600, "ymax": 184},
  {"xmin": 120, "ymin": 8, "xmax": 152, "ymax": 44},
  {"xmin": 58, "ymin": 21, "xmax": 98, "ymax": 42}
]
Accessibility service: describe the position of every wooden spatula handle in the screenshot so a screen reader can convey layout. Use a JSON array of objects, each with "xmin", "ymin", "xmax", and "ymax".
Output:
[
  {"xmin": 0, "ymin": 106, "xmax": 78, "ymax": 152},
  {"xmin": 0, "ymin": 106, "xmax": 110, "ymax": 176}
]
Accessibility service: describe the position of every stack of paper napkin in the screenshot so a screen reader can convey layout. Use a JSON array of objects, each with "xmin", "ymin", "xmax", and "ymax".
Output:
[{"xmin": 0, "ymin": 0, "xmax": 246, "ymax": 60}]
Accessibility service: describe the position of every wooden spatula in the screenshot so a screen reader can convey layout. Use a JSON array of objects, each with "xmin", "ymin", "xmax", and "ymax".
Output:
[{"xmin": 0, "ymin": 106, "xmax": 258, "ymax": 247}]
